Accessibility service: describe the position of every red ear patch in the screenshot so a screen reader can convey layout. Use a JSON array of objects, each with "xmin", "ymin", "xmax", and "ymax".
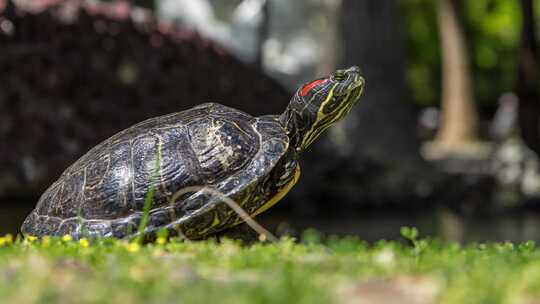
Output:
[{"xmin": 300, "ymin": 79, "xmax": 328, "ymax": 97}]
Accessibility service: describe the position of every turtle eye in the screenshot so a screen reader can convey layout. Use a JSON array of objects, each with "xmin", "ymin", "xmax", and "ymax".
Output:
[{"xmin": 300, "ymin": 79, "xmax": 328, "ymax": 97}]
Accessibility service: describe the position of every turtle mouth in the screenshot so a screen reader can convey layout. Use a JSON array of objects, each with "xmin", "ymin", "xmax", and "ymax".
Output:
[
  {"xmin": 335, "ymin": 76, "xmax": 365, "ymax": 96},
  {"xmin": 348, "ymin": 77, "xmax": 364, "ymax": 92}
]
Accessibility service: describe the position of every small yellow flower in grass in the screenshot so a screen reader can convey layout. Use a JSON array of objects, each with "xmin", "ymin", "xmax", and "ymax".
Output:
[
  {"xmin": 42, "ymin": 236, "xmax": 51, "ymax": 247},
  {"xmin": 0, "ymin": 234, "xmax": 13, "ymax": 246},
  {"xmin": 156, "ymin": 236, "xmax": 166, "ymax": 245},
  {"xmin": 127, "ymin": 242, "xmax": 141, "ymax": 253},
  {"xmin": 62, "ymin": 235, "xmax": 73, "ymax": 242},
  {"xmin": 27, "ymin": 235, "xmax": 38, "ymax": 242},
  {"xmin": 79, "ymin": 238, "xmax": 90, "ymax": 248}
]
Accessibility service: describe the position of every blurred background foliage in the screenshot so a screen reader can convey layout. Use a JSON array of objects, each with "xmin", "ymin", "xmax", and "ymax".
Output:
[{"xmin": 402, "ymin": 0, "xmax": 520, "ymax": 107}]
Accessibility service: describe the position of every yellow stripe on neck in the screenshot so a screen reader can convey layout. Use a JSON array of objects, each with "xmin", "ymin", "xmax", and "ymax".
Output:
[
  {"xmin": 302, "ymin": 88, "xmax": 353, "ymax": 149},
  {"xmin": 300, "ymin": 85, "xmax": 337, "ymax": 149}
]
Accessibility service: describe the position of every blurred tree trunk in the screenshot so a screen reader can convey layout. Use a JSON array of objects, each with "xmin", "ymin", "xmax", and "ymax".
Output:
[
  {"xmin": 434, "ymin": 0, "xmax": 479, "ymax": 151},
  {"xmin": 338, "ymin": 0, "xmax": 420, "ymax": 163},
  {"xmin": 516, "ymin": 0, "xmax": 540, "ymax": 156}
]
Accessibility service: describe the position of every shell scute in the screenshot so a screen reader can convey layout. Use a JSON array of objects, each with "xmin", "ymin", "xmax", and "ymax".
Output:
[
  {"xmin": 81, "ymin": 140, "xmax": 132, "ymax": 220},
  {"xmin": 81, "ymin": 221, "xmax": 112, "ymax": 237},
  {"xmin": 57, "ymin": 219, "xmax": 79, "ymax": 236},
  {"xmin": 111, "ymin": 221, "xmax": 130, "ymax": 238},
  {"xmin": 188, "ymin": 117, "xmax": 258, "ymax": 182},
  {"xmin": 147, "ymin": 209, "xmax": 173, "ymax": 229},
  {"xmin": 132, "ymin": 135, "xmax": 160, "ymax": 208},
  {"xmin": 85, "ymin": 153, "xmax": 111, "ymax": 190},
  {"xmin": 59, "ymin": 170, "xmax": 85, "ymax": 217},
  {"xmin": 155, "ymin": 127, "xmax": 202, "ymax": 196}
]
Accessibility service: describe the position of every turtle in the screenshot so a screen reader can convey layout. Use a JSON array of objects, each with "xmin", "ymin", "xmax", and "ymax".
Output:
[{"xmin": 21, "ymin": 66, "xmax": 365, "ymax": 240}]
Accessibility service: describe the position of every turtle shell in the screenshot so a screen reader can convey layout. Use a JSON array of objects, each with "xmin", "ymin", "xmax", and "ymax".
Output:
[{"xmin": 21, "ymin": 103, "xmax": 295, "ymax": 239}]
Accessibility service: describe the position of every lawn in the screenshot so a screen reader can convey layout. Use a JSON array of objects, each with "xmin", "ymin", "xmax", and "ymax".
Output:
[{"xmin": 1, "ymin": 229, "xmax": 540, "ymax": 303}]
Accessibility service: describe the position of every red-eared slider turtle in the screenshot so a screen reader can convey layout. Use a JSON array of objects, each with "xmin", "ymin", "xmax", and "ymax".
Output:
[{"xmin": 21, "ymin": 66, "xmax": 365, "ymax": 239}]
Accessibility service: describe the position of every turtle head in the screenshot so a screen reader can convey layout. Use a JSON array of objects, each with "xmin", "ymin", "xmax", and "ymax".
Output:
[{"xmin": 281, "ymin": 66, "xmax": 365, "ymax": 151}]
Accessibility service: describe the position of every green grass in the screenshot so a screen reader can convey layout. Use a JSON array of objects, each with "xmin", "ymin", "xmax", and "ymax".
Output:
[{"xmin": 1, "ymin": 230, "xmax": 540, "ymax": 303}]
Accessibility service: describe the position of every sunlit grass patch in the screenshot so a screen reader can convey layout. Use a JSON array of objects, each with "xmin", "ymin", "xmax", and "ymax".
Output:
[{"xmin": 1, "ymin": 231, "xmax": 540, "ymax": 303}]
